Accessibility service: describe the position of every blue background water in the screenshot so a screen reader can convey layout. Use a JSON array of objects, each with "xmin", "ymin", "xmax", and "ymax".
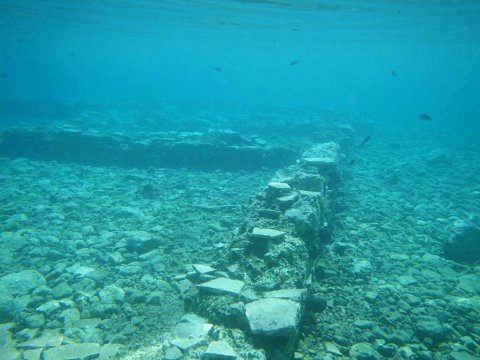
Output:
[{"xmin": 0, "ymin": 0, "xmax": 479, "ymax": 129}]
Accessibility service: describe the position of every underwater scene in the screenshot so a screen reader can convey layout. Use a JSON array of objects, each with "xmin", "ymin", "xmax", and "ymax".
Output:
[{"xmin": 1, "ymin": 1, "xmax": 480, "ymax": 359}]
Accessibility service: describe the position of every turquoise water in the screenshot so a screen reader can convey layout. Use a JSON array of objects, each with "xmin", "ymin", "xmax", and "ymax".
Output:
[
  {"xmin": 1, "ymin": 0, "xmax": 479, "ymax": 123},
  {"xmin": 0, "ymin": 1, "xmax": 479, "ymax": 359}
]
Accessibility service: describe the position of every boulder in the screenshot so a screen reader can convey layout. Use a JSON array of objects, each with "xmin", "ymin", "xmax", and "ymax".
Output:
[
  {"xmin": 245, "ymin": 298, "xmax": 301, "ymax": 336},
  {"xmin": 425, "ymin": 149, "xmax": 449, "ymax": 166},
  {"xmin": 415, "ymin": 316, "xmax": 447, "ymax": 342},
  {"xmin": 124, "ymin": 231, "xmax": 158, "ymax": 253},
  {"xmin": 245, "ymin": 298, "xmax": 303, "ymax": 360},
  {"xmin": 443, "ymin": 225, "xmax": 480, "ymax": 264},
  {"xmin": 51, "ymin": 282, "xmax": 73, "ymax": 299},
  {"xmin": 0, "ymin": 270, "xmax": 46, "ymax": 295}
]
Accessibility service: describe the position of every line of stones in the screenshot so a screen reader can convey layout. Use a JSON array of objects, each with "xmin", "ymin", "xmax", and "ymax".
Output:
[{"xmin": 170, "ymin": 142, "xmax": 342, "ymax": 360}]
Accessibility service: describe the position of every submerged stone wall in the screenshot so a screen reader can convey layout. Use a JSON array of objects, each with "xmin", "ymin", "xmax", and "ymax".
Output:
[
  {"xmin": 168, "ymin": 142, "xmax": 343, "ymax": 360},
  {"xmin": 0, "ymin": 128, "xmax": 298, "ymax": 170}
]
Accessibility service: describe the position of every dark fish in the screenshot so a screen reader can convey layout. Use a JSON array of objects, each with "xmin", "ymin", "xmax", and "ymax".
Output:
[
  {"xmin": 419, "ymin": 113, "xmax": 432, "ymax": 121},
  {"xmin": 348, "ymin": 159, "xmax": 356, "ymax": 165},
  {"xmin": 361, "ymin": 136, "xmax": 371, "ymax": 145},
  {"xmin": 0, "ymin": 73, "xmax": 7, "ymax": 79},
  {"xmin": 391, "ymin": 70, "xmax": 397, "ymax": 77},
  {"xmin": 213, "ymin": 66, "xmax": 222, "ymax": 72},
  {"xmin": 289, "ymin": 60, "xmax": 300, "ymax": 66},
  {"xmin": 69, "ymin": 52, "xmax": 75, "ymax": 57},
  {"xmin": 4, "ymin": 56, "xmax": 11, "ymax": 61}
]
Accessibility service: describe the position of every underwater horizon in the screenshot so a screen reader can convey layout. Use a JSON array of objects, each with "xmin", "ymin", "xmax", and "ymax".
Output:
[{"xmin": 0, "ymin": 1, "xmax": 479, "ymax": 359}]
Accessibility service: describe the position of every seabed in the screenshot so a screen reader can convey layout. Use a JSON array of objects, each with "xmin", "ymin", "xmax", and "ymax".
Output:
[{"xmin": 0, "ymin": 109, "xmax": 479, "ymax": 360}]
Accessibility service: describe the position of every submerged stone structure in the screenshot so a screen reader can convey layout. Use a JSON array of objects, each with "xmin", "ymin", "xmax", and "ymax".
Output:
[
  {"xmin": 0, "ymin": 121, "xmax": 352, "ymax": 359},
  {"xmin": 170, "ymin": 141, "xmax": 344, "ymax": 359},
  {"xmin": 0, "ymin": 128, "xmax": 298, "ymax": 170}
]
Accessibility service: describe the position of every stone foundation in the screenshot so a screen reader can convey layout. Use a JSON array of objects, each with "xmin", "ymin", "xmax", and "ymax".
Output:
[
  {"xmin": 0, "ymin": 128, "xmax": 298, "ymax": 170},
  {"xmin": 172, "ymin": 140, "xmax": 344, "ymax": 359}
]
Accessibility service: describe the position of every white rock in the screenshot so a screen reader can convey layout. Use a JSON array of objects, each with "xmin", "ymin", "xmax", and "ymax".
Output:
[
  {"xmin": 268, "ymin": 182, "xmax": 291, "ymax": 190},
  {"xmin": 174, "ymin": 314, "xmax": 213, "ymax": 339},
  {"xmin": 193, "ymin": 264, "xmax": 215, "ymax": 275},
  {"xmin": 203, "ymin": 341, "xmax": 238, "ymax": 359},
  {"xmin": 251, "ymin": 228, "xmax": 285, "ymax": 241},
  {"xmin": 266, "ymin": 182, "xmax": 292, "ymax": 198},
  {"xmin": 245, "ymin": 298, "xmax": 301, "ymax": 336},
  {"xmin": 197, "ymin": 278, "xmax": 244, "ymax": 296}
]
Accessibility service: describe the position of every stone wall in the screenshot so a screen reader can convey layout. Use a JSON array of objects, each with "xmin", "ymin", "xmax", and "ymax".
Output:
[
  {"xmin": 0, "ymin": 128, "xmax": 298, "ymax": 170},
  {"xmin": 170, "ymin": 142, "xmax": 343, "ymax": 360}
]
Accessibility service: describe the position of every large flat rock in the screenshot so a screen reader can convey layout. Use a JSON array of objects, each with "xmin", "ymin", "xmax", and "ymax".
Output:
[
  {"xmin": 251, "ymin": 228, "xmax": 286, "ymax": 241},
  {"xmin": 245, "ymin": 298, "xmax": 302, "ymax": 336},
  {"xmin": 197, "ymin": 278, "xmax": 244, "ymax": 296},
  {"xmin": 203, "ymin": 341, "xmax": 238, "ymax": 359},
  {"xmin": 173, "ymin": 314, "xmax": 213, "ymax": 339},
  {"xmin": 42, "ymin": 343, "xmax": 101, "ymax": 360},
  {"xmin": 301, "ymin": 142, "xmax": 341, "ymax": 183},
  {"xmin": 18, "ymin": 335, "xmax": 64, "ymax": 349}
]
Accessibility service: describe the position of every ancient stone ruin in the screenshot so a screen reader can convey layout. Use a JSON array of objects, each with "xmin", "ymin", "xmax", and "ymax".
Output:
[{"xmin": 169, "ymin": 141, "xmax": 343, "ymax": 359}]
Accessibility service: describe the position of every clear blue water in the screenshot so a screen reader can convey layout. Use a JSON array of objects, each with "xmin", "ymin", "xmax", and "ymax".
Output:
[{"xmin": 1, "ymin": 0, "xmax": 479, "ymax": 126}]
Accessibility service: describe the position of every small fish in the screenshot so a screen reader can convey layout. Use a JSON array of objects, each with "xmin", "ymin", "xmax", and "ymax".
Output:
[
  {"xmin": 418, "ymin": 113, "xmax": 432, "ymax": 121},
  {"xmin": 348, "ymin": 159, "xmax": 356, "ymax": 165},
  {"xmin": 69, "ymin": 52, "xmax": 75, "ymax": 57},
  {"xmin": 360, "ymin": 136, "xmax": 371, "ymax": 145},
  {"xmin": 0, "ymin": 73, "xmax": 7, "ymax": 79},
  {"xmin": 391, "ymin": 70, "xmax": 397, "ymax": 77},
  {"xmin": 4, "ymin": 56, "xmax": 11, "ymax": 61},
  {"xmin": 289, "ymin": 60, "xmax": 300, "ymax": 66},
  {"xmin": 213, "ymin": 66, "xmax": 222, "ymax": 72}
]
